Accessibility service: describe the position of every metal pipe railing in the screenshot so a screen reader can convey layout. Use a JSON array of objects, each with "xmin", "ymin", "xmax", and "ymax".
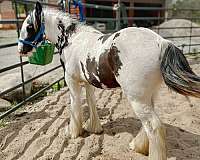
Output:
[
  {"xmin": 0, "ymin": 77, "xmax": 64, "ymax": 120},
  {"xmin": 0, "ymin": 61, "xmax": 29, "ymax": 73},
  {"xmin": 164, "ymin": 35, "xmax": 200, "ymax": 39},
  {"xmin": 151, "ymin": 26, "xmax": 200, "ymax": 30},
  {"xmin": 0, "ymin": 65, "xmax": 62, "ymax": 97},
  {"xmin": 15, "ymin": 0, "xmax": 58, "ymax": 7},
  {"xmin": 14, "ymin": 0, "xmax": 26, "ymax": 100},
  {"xmin": 0, "ymin": 0, "xmax": 64, "ymax": 119},
  {"xmin": 86, "ymin": 17, "xmax": 200, "ymax": 22},
  {"xmin": 0, "ymin": 43, "xmax": 18, "ymax": 49},
  {"xmin": 0, "ymin": 19, "xmax": 23, "ymax": 24}
]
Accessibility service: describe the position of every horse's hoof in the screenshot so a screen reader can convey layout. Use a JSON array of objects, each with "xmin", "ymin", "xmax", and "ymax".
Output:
[
  {"xmin": 129, "ymin": 138, "xmax": 149, "ymax": 156},
  {"xmin": 129, "ymin": 139, "xmax": 136, "ymax": 150},
  {"xmin": 84, "ymin": 119, "xmax": 103, "ymax": 134},
  {"xmin": 65, "ymin": 126, "xmax": 71, "ymax": 138},
  {"xmin": 65, "ymin": 125, "xmax": 83, "ymax": 139}
]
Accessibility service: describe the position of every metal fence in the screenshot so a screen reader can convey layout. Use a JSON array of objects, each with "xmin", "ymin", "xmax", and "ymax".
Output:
[
  {"xmin": 83, "ymin": 2, "xmax": 200, "ymax": 54},
  {"xmin": 0, "ymin": 0, "xmax": 64, "ymax": 120},
  {"xmin": 0, "ymin": 0, "xmax": 200, "ymax": 120}
]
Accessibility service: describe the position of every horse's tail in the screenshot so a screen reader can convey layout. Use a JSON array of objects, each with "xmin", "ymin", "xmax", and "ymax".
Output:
[{"xmin": 160, "ymin": 42, "xmax": 200, "ymax": 98}]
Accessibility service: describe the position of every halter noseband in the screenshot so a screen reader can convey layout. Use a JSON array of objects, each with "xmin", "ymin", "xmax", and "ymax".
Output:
[{"xmin": 19, "ymin": 23, "xmax": 45, "ymax": 48}]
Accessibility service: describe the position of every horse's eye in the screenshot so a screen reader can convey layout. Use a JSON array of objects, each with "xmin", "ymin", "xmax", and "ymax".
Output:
[
  {"xmin": 27, "ymin": 24, "xmax": 34, "ymax": 32},
  {"xmin": 26, "ymin": 24, "xmax": 35, "ymax": 37},
  {"xmin": 27, "ymin": 25, "xmax": 33, "ymax": 29}
]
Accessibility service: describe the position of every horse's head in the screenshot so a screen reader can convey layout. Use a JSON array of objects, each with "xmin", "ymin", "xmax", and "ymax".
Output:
[{"xmin": 18, "ymin": 2, "xmax": 44, "ymax": 55}]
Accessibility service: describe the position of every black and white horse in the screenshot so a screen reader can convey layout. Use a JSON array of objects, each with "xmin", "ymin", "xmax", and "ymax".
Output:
[{"xmin": 18, "ymin": 2, "xmax": 200, "ymax": 160}]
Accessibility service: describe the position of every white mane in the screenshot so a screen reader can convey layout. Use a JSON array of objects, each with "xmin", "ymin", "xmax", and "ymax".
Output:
[
  {"xmin": 44, "ymin": 8, "xmax": 75, "ymax": 25},
  {"xmin": 43, "ymin": 8, "xmax": 101, "ymax": 34}
]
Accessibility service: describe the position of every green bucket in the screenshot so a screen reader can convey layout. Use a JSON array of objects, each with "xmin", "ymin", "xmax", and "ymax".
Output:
[{"xmin": 28, "ymin": 41, "xmax": 55, "ymax": 65}]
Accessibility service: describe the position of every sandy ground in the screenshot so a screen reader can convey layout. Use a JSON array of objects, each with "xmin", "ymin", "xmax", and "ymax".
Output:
[{"xmin": 0, "ymin": 62, "xmax": 200, "ymax": 160}]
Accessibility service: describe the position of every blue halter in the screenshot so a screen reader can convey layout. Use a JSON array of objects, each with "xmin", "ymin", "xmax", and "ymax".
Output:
[{"xmin": 19, "ymin": 23, "xmax": 45, "ymax": 48}]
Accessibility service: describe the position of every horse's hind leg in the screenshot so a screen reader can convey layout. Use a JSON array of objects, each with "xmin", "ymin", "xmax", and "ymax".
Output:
[
  {"xmin": 130, "ymin": 100, "xmax": 167, "ymax": 160},
  {"xmin": 65, "ymin": 76, "xmax": 83, "ymax": 138},
  {"xmin": 129, "ymin": 97, "xmax": 155, "ymax": 155},
  {"xmin": 84, "ymin": 84, "xmax": 103, "ymax": 133},
  {"xmin": 129, "ymin": 127, "xmax": 149, "ymax": 155}
]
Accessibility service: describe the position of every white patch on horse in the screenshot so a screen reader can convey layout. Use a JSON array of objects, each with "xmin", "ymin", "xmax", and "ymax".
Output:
[
  {"xmin": 101, "ymin": 84, "xmax": 108, "ymax": 89},
  {"xmin": 92, "ymin": 73, "xmax": 101, "ymax": 83}
]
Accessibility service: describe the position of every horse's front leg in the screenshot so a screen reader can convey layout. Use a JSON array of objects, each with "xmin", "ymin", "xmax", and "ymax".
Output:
[
  {"xmin": 65, "ymin": 75, "xmax": 83, "ymax": 138},
  {"xmin": 84, "ymin": 84, "xmax": 103, "ymax": 134}
]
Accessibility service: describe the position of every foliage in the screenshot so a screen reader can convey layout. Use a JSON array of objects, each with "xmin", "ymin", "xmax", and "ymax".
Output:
[
  {"xmin": 0, "ymin": 119, "xmax": 7, "ymax": 128},
  {"xmin": 51, "ymin": 80, "xmax": 65, "ymax": 92},
  {"xmin": 17, "ymin": 4, "xmax": 25, "ymax": 14},
  {"xmin": 12, "ymin": 1, "xmax": 34, "ymax": 14}
]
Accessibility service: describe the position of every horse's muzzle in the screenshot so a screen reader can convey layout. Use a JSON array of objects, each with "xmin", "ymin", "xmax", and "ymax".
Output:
[{"xmin": 18, "ymin": 43, "xmax": 33, "ymax": 56}]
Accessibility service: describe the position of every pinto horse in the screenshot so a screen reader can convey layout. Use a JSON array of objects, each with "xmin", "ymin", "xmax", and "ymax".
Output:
[{"xmin": 18, "ymin": 2, "xmax": 200, "ymax": 160}]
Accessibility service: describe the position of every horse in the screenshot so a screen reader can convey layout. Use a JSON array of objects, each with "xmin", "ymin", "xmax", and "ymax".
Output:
[{"xmin": 18, "ymin": 2, "xmax": 200, "ymax": 160}]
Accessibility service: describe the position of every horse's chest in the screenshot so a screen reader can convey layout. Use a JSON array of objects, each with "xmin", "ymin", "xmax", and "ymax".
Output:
[{"xmin": 81, "ymin": 45, "xmax": 122, "ymax": 89}]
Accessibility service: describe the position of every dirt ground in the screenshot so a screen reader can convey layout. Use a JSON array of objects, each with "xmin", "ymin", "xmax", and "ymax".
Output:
[{"xmin": 0, "ymin": 63, "xmax": 200, "ymax": 160}]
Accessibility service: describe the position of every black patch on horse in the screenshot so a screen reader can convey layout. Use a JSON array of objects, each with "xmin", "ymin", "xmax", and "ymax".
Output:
[
  {"xmin": 98, "ymin": 34, "xmax": 111, "ymax": 43},
  {"xmin": 98, "ymin": 49, "xmax": 121, "ymax": 88},
  {"xmin": 55, "ymin": 20, "xmax": 76, "ymax": 55},
  {"xmin": 80, "ymin": 59, "xmax": 102, "ymax": 88},
  {"xmin": 113, "ymin": 33, "xmax": 120, "ymax": 40},
  {"xmin": 107, "ymin": 45, "xmax": 123, "ymax": 76},
  {"xmin": 81, "ymin": 45, "xmax": 123, "ymax": 89},
  {"xmin": 56, "ymin": 20, "xmax": 76, "ymax": 84}
]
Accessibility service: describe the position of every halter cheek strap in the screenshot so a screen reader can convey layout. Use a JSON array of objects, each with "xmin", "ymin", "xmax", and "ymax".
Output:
[{"xmin": 19, "ymin": 23, "xmax": 45, "ymax": 48}]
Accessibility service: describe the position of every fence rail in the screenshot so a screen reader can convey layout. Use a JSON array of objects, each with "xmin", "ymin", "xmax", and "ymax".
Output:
[
  {"xmin": 0, "ymin": 19, "xmax": 23, "ymax": 24},
  {"xmin": 0, "ymin": 77, "xmax": 64, "ymax": 120},
  {"xmin": 0, "ymin": 43, "xmax": 18, "ymax": 49},
  {"xmin": 0, "ymin": 1, "xmax": 200, "ymax": 120},
  {"xmin": 15, "ymin": 0, "xmax": 58, "ymax": 7}
]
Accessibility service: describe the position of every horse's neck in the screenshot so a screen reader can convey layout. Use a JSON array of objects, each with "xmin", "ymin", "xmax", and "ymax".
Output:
[
  {"xmin": 43, "ymin": 9, "xmax": 101, "ymax": 54},
  {"xmin": 44, "ymin": 10, "xmax": 58, "ymax": 43},
  {"xmin": 43, "ymin": 9, "xmax": 76, "ymax": 45}
]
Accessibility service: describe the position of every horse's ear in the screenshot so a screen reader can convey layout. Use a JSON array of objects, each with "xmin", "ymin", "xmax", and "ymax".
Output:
[
  {"xmin": 34, "ymin": 1, "xmax": 43, "ymax": 28},
  {"xmin": 35, "ymin": 1, "xmax": 42, "ymax": 16}
]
